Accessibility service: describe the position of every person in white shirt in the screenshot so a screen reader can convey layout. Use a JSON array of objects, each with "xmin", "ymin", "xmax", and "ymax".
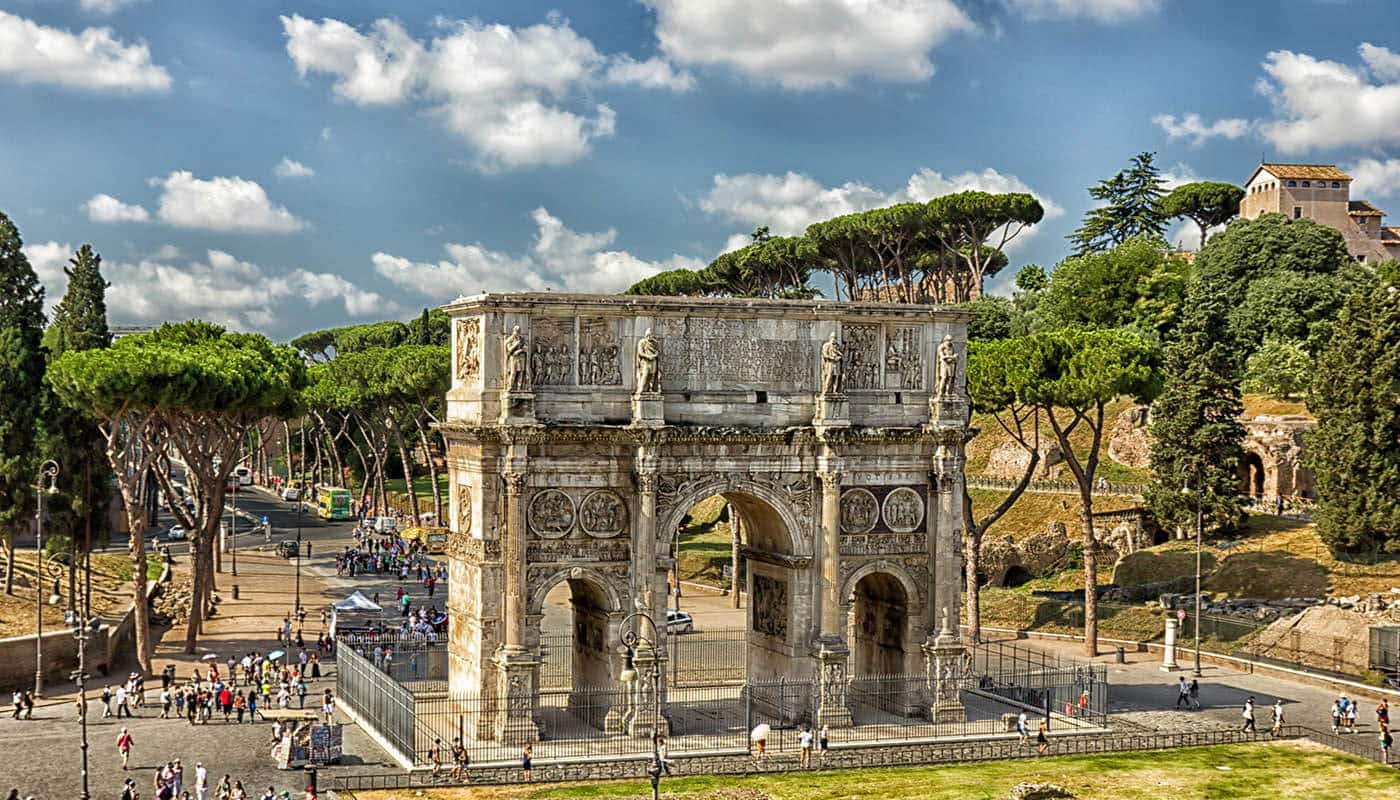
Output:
[
  {"xmin": 195, "ymin": 763, "xmax": 208, "ymax": 800},
  {"xmin": 798, "ymin": 727, "xmax": 814, "ymax": 768},
  {"xmin": 1017, "ymin": 711, "xmax": 1030, "ymax": 744},
  {"xmin": 115, "ymin": 686, "xmax": 130, "ymax": 718}
]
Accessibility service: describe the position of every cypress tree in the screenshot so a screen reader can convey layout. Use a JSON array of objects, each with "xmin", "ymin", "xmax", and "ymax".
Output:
[
  {"xmin": 1303, "ymin": 280, "xmax": 1400, "ymax": 553},
  {"xmin": 0, "ymin": 212, "xmax": 47, "ymax": 594},
  {"xmin": 40, "ymin": 244, "xmax": 114, "ymax": 609}
]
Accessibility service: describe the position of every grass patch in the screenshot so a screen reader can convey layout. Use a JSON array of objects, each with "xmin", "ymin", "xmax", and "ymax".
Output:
[
  {"xmin": 966, "ymin": 400, "xmax": 1153, "ymax": 485},
  {"xmin": 364, "ymin": 741, "xmax": 1393, "ymax": 800},
  {"xmin": 969, "ymin": 490, "xmax": 1138, "ymax": 543},
  {"xmin": 1241, "ymin": 393, "xmax": 1310, "ymax": 418},
  {"xmin": 980, "ymin": 587, "xmax": 1165, "ymax": 641},
  {"xmin": 675, "ymin": 496, "xmax": 737, "ymax": 589},
  {"xmin": 385, "ymin": 475, "xmax": 449, "ymax": 503}
]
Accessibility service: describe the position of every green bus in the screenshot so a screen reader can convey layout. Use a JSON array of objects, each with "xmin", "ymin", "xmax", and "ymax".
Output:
[{"xmin": 316, "ymin": 487, "xmax": 352, "ymax": 521}]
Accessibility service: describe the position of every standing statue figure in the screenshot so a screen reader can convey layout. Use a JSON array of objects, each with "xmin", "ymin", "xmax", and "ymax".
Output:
[
  {"xmin": 820, "ymin": 331, "xmax": 844, "ymax": 395},
  {"xmin": 936, "ymin": 334, "xmax": 959, "ymax": 398},
  {"xmin": 504, "ymin": 325, "xmax": 529, "ymax": 391},
  {"xmin": 635, "ymin": 328, "xmax": 661, "ymax": 394}
]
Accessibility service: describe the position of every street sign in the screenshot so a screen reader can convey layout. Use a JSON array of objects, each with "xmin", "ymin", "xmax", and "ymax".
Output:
[
  {"xmin": 262, "ymin": 515, "xmax": 269, "ymax": 524},
  {"xmin": 1176, "ymin": 608, "xmax": 1187, "ymax": 621}
]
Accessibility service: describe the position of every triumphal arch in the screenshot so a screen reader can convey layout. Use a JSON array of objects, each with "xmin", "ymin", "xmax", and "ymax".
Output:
[{"xmin": 439, "ymin": 292, "xmax": 971, "ymax": 743}]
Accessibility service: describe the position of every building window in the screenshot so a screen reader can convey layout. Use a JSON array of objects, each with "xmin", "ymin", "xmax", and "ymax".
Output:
[
  {"xmin": 1287, "ymin": 180, "xmax": 1297, "ymax": 187},
  {"xmin": 1331, "ymin": 181, "xmax": 1340, "ymax": 188},
  {"xmin": 1301, "ymin": 180, "xmax": 1311, "ymax": 187},
  {"xmin": 1356, "ymin": 255, "xmax": 1367, "ymax": 263},
  {"xmin": 1293, "ymin": 206, "xmax": 1303, "ymax": 219}
]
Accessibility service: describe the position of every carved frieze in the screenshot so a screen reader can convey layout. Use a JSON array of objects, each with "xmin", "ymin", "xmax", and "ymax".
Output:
[
  {"xmin": 882, "ymin": 487, "xmax": 925, "ymax": 533},
  {"xmin": 751, "ymin": 575, "xmax": 789, "ymax": 640},
  {"xmin": 578, "ymin": 317, "xmax": 622, "ymax": 385},
  {"xmin": 578, "ymin": 490, "xmax": 628, "ymax": 538},
  {"xmin": 454, "ymin": 318, "xmax": 481, "ymax": 381},
  {"xmin": 527, "ymin": 489, "xmax": 575, "ymax": 538},
  {"xmin": 839, "ymin": 488, "xmax": 878, "ymax": 534},
  {"xmin": 528, "ymin": 537, "xmax": 630, "ymax": 563},
  {"xmin": 449, "ymin": 534, "xmax": 501, "ymax": 563},
  {"xmin": 656, "ymin": 317, "xmax": 814, "ymax": 390},
  {"xmin": 530, "ymin": 316, "xmax": 574, "ymax": 386},
  {"xmin": 842, "ymin": 323, "xmax": 880, "ymax": 390},
  {"xmin": 885, "ymin": 326, "xmax": 923, "ymax": 390}
]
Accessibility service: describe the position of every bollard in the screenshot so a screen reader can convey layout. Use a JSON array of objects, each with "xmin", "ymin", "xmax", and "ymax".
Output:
[
  {"xmin": 232, "ymin": 584, "xmax": 240, "ymax": 600},
  {"xmin": 1160, "ymin": 617, "xmax": 1180, "ymax": 671},
  {"xmin": 1115, "ymin": 646, "xmax": 1126, "ymax": 664}
]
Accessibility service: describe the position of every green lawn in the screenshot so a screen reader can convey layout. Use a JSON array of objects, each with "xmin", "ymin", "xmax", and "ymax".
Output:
[
  {"xmin": 385, "ymin": 475, "xmax": 449, "ymax": 502},
  {"xmin": 363, "ymin": 741, "xmax": 1393, "ymax": 800}
]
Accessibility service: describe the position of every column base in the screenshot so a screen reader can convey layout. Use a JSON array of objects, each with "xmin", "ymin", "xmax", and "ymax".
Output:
[
  {"xmin": 814, "ymin": 641, "xmax": 854, "ymax": 729},
  {"xmin": 493, "ymin": 647, "xmax": 540, "ymax": 745},
  {"xmin": 814, "ymin": 395, "xmax": 850, "ymax": 429},
  {"xmin": 923, "ymin": 637, "xmax": 967, "ymax": 724},
  {"xmin": 625, "ymin": 647, "xmax": 671, "ymax": 738},
  {"xmin": 499, "ymin": 391, "xmax": 537, "ymax": 425},
  {"xmin": 631, "ymin": 392, "xmax": 664, "ymax": 427}
]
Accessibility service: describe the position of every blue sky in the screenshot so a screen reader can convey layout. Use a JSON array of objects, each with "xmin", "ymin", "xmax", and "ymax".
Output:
[{"xmin": 2, "ymin": 0, "xmax": 1398, "ymax": 340}]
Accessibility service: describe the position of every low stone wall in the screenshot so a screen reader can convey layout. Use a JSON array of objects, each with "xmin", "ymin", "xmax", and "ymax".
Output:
[{"xmin": 333, "ymin": 727, "xmax": 1319, "ymax": 792}]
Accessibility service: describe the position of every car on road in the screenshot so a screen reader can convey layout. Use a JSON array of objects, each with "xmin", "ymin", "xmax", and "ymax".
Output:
[
  {"xmin": 164, "ymin": 525, "xmax": 187, "ymax": 541},
  {"xmin": 665, "ymin": 609, "xmax": 694, "ymax": 634},
  {"xmin": 370, "ymin": 516, "xmax": 398, "ymax": 534},
  {"xmin": 281, "ymin": 486, "xmax": 301, "ymax": 501}
]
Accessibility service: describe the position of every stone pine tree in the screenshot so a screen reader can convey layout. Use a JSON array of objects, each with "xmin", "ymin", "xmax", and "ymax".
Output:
[
  {"xmin": 1145, "ymin": 286, "xmax": 1245, "ymax": 534},
  {"xmin": 1069, "ymin": 152, "xmax": 1168, "ymax": 255},
  {"xmin": 40, "ymin": 244, "xmax": 114, "ymax": 614},
  {"xmin": 1303, "ymin": 280, "xmax": 1400, "ymax": 553},
  {"xmin": 0, "ymin": 212, "xmax": 46, "ymax": 595},
  {"xmin": 1158, "ymin": 181, "xmax": 1244, "ymax": 249}
]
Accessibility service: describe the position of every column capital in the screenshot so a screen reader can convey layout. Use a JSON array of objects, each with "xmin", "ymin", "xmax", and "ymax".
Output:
[
  {"xmin": 503, "ymin": 472, "xmax": 527, "ymax": 496},
  {"xmin": 635, "ymin": 471, "xmax": 659, "ymax": 494},
  {"xmin": 817, "ymin": 469, "xmax": 842, "ymax": 488}
]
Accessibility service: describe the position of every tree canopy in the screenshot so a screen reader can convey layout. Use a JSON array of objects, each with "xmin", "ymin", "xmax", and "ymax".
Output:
[
  {"xmin": 0, "ymin": 211, "xmax": 46, "ymax": 594},
  {"xmin": 1069, "ymin": 152, "xmax": 1168, "ymax": 255},
  {"xmin": 1159, "ymin": 181, "xmax": 1244, "ymax": 248},
  {"xmin": 1037, "ymin": 236, "xmax": 1190, "ymax": 340}
]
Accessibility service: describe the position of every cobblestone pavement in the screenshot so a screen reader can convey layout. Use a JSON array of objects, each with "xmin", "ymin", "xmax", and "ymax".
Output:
[{"xmin": 2, "ymin": 486, "xmax": 442, "ymax": 800}]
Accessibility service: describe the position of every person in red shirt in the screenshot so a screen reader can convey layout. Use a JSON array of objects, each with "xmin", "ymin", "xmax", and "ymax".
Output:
[{"xmin": 116, "ymin": 727, "xmax": 134, "ymax": 770}]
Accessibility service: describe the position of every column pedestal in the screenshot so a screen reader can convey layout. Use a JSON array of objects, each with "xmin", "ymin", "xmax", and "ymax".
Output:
[
  {"xmin": 923, "ymin": 631, "xmax": 966, "ymax": 724},
  {"xmin": 814, "ymin": 394, "xmax": 850, "ymax": 428},
  {"xmin": 499, "ymin": 391, "xmax": 536, "ymax": 425},
  {"xmin": 929, "ymin": 396, "xmax": 968, "ymax": 430},
  {"xmin": 815, "ymin": 640, "xmax": 854, "ymax": 728},
  {"xmin": 625, "ymin": 646, "xmax": 670, "ymax": 738},
  {"xmin": 493, "ymin": 647, "xmax": 541, "ymax": 744},
  {"xmin": 631, "ymin": 392, "xmax": 664, "ymax": 427}
]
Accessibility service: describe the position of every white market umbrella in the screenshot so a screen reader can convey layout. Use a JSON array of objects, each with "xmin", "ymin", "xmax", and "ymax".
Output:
[{"xmin": 750, "ymin": 723, "xmax": 771, "ymax": 741}]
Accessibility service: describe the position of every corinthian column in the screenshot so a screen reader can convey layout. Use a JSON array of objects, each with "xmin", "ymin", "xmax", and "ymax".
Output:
[
  {"xmin": 494, "ymin": 470, "xmax": 539, "ymax": 743},
  {"xmin": 814, "ymin": 468, "xmax": 852, "ymax": 727},
  {"xmin": 502, "ymin": 472, "xmax": 528, "ymax": 650}
]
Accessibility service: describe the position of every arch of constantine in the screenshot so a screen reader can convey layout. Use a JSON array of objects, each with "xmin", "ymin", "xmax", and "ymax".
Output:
[{"xmin": 439, "ymin": 293, "xmax": 972, "ymax": 743}]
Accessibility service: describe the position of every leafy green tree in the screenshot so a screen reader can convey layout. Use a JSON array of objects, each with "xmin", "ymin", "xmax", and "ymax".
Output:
[
  {"xmin": 625, "ymin": 267, "xmax": 714, "ymax": 297},
  {"xmin": 806, "ymin": 213, "xmax": 876, "ymax": 302},
  {"xmin": 962, "ymin": 339, "xmax": 1047, "ymax": 641},
  {"xmin": 0, "ymin": 212, "xmax": 45, "ymax": 595},
  {"xmin": 1158, "ymin": 181, "xmax": 1244, "ymax": 249},
  {"xmin": 1069, "ymin": 152, "xmax": 1168, "ymax": 255},
  {"xmin": 406, "ymin": 308, "xmax": 450, "ymax": 347},
  {"xmin": 1038, "ymin": 237, "xmax": 1188, "ymax": 338},
  {"xmin": 1231, "ymin": 269, "xmax": 1354, "ymax": 356},
  {"xmin": 335, "ymin": 320, "xmax": 409, "ymax": 354},
  {"xmin": 1303, "ymin": 280, "xmax": 1400, "ymax": 553},
  {"xmin": 1241, "ymin": 339, "xmax": 1312, "ymax": 399},
  {"xmin": 1015, "ymin": 264, "xmax": 1049, "ymax": 293},
  {"xmin": 925, "ymin": 190, "xmax": 1044, "ymax": 298},
  {"xmin": 1146, "ymin": 287, "xmax": 1245, "ymax": 535},
  {"xmin": 996, "ymin": 329, "xmax": 1161, "ymax": 655},
  {"xmin": 39, "ymin": 244, "xmax": 113, "ymax": 613},
  {"xmin": 963, "ymin": 296, "xmax": 1019, "ymax": 343}
]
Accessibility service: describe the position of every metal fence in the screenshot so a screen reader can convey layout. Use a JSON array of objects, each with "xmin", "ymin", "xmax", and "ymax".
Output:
[
  {"xmin": 337, "ymin": 639, "xmax": 418, "ymax": 762},
  {"xmin": 540, "ymin": 627, "xmax": 748, "ymax": 690}
]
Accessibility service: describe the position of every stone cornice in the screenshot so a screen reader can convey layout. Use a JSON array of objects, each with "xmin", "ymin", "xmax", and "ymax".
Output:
[
  {"xmin": 441, "ymin": 291, "xmax": 972, "ymax": 323},
  {"xmin": 434, "ymin": 421, "xmax": 965, "ymax": 447}
]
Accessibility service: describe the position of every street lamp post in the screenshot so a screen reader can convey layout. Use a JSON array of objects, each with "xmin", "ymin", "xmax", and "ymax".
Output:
[
  {"xmin": 619, "ymin": 610, "xmax": 663, "ymax": 800},
  {"xmin": 1182, "ymin": 477, "xmax": 1205, "ymax": 677},
  {"xmin": 230, "ymin": 479, "xmax": 239, "ymax": 577},
  {"xmin": 294, "ymin": 495, "xmax": 303, "ymax": 617},
  {"xmin": 34, "ymin": 459, "xmax": 59, "ymax": 697},
  {"xmin": 72, "ymin": 615, "xmax": 93, "ymax": 800}
]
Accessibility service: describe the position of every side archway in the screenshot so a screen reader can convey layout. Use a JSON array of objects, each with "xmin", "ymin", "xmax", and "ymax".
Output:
[{"xmin": 529, "ymin": 566, "xmax": 625, "ymax": 692}]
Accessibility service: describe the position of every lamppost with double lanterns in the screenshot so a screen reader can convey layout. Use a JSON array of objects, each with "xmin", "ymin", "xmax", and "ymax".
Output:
[
  {"xmin": 619, "ymin": 610, "xmax": 665, "ymax": 800},
  {"xmin": 34, "ymin": 459, "xmax": 60, "ymax": 697},
  {"xmin": 1182, "ymin": 476, "xmax": 1205, "ymax": 677}
]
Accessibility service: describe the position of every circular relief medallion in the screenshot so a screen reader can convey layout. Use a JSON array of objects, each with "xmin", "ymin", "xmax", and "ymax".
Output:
[
  {"xmin": 527, "ymin": 489, "xmax": 575, "ymax": 538},
  {"xmin": 839, "ymin": 488, "xmax": 878, "ymax": 534},
  {"xmin": 881, "ymin": 487, "xmax": 925, "ymax": 533},
  {"xmin": 578, "ymin": 490, "xmax": 628, "ymax": 538}
]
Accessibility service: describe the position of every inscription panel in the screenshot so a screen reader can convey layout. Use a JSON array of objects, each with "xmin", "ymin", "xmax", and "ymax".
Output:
[{"xmin": 659, "ymin": 318, "xmax": 813, "ymax": 390}]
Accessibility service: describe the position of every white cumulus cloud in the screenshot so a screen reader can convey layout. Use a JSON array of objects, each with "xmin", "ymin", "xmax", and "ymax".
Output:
[
  {"xmin": 80, "ymin": 0, "xmax": 143, "ymax": 14},
  {"xmin": 23, "ymin": 242, "xmax": 388, "ymax": 332},
  {"xmin": 699, "ymin": 167, "xmax": 1063, "ymax": 251},
  {"xmin": 83, "ymin": 193, "xmax": 150, "ymax": 223},
  {"xmin": 642, "ymin": 0, "xmax": 973, "ymax": 89},
  {"xmin": 1004, "ymin": 0, "xmax": 1161, "ymax": 22},
  {"xmin": 281, "ymin": 14, "xmax": 689, "ymax": 169},
  {"xmin": 1255, "ymin": 43, "xmax": 1400, "ymax": 153},
  {"xmin": 0, "ymin": 10, "xmax": 170, "ymax": 92},
  {"xmin": 274, "ymin": 158, "xmax": 315, "ymax": 178},
  {"xmin": 153, "ymin": 171, "xmax": 306, "ymax": 233},
  {"xmin": 1346, "ymin": 158, "xmax": 1400, "ymax": 201},
  {"xmin": 1152, "ymin": 113, "xmax": 1251, "ymax": 145},
  {"xmin": 373, "ymin": 208, "xmax": 702, "ymax": 299}
]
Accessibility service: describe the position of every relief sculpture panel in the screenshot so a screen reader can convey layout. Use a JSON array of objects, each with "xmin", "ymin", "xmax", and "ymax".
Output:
[
  {"xmin": 842, "ymin": 323, "xmax": 880, "ymax": 390},
  {"xmin": 577, "ymin": 317, "xmax": 622, "ymax": 385},
  {"xmin": 885, "ymin": 326, "xmax": 923, "ymax": 390},
  {"xmin": 578, "ymin": 490, "xmax": 628, "ymax": 538},
  {"xmin": 530, "ymin": 316, "xmax": 574, "ymax": 386},
  {"xmin": 454, "ymin": 318, "xmax": 480, "ymax": 381},
  {"xmin": 840, "ymin": 488, "xmax": 878, "ymax": 534},
  {"xmin": 528, "ymin": 489, "xmax": 575, "ymax": 538},
  {"xmin": 882, "ymin": 487, "xmax": 925, "ymax": 533},
  {"xmin": 751, "ymin": 575, "xmax": 789, "ymax": 640}
]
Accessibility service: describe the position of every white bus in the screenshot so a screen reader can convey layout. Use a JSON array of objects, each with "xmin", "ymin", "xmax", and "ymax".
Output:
[{"xmin": 232, "ymin": 465, "xmax": 253, "ymax": 486}]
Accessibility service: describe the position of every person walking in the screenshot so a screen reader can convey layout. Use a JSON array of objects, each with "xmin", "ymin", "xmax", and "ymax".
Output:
[
  {"xmin": 1241, "ymin": 696, "xmax": 1257, "ymax": 733},
  {"xmin": 1346, "ymin": 701, "xmax": 1359, "ymax": 733},
  {"xmin": 116, "ymin": 727, "xmax": 134, "ymax": 770},
  {"xmin": 1188, "ymin": 679, "xmax": 1200, "ymax": 710},
  {"xmin": 194, "ymin": 764, "xmax": 208, "ymax": 800},
  {"xmin": 1036, "ymin": 722, "xmax": 1049, "ymax": 756},
  {"xmin": 1174, "ymin": 676, "xmax": 1190, "ymax": 709},
  {"xmin": 521, "ymin": 744, "xmax": 533, "ymax": 782},
  {"xmin": 818, "ymin": 725, "xmax": 829, "ymax": 765},
  {"xmin": 1331, "ymin": 700, "xmax": 1343, "ymax": 733},
  {"xmin": 1380, "ymin": 725, "xmax": 1393, "ymax": 765},
  {"xmin": 1016, "ymin": 711, "xmax": 1029, "ymax": 744},
  {"xmin": 450, "ymin": 738, "xmax": 470, "ymax": 782},
  {"xmin": 798, "ymin": 727, "xmax": 813, "ymax": 768},
  {"xmin": 102, "ymin": 686, "xmax": 113, "ymax": 719},
  {"xmin": 1270, "ymin": 700, "xmax": 1285, "ymax": 736},
  {"xmin": 1378, "ymin": 700, "xmax": 1390, "ymax": 731},
  {"xmin": 116, "ymin": 684, "xmax": 130, "ymax": 718}
]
